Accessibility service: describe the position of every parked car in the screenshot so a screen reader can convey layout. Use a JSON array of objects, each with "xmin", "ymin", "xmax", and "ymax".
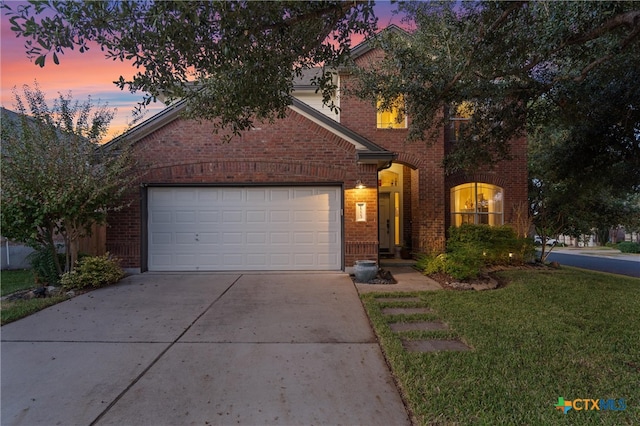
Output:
[{"xmin": 534, "ymin": 236, "xmax": 558, "ymax": 246}]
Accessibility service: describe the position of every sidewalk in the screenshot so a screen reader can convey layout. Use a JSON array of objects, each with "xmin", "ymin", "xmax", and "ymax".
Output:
[{"xmin": 355, "ymin": 259, "xmax": 443, "ymax": 294}]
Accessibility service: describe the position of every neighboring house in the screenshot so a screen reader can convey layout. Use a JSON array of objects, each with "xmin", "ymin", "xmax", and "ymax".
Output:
[{"xmin": 104, "ymin": 29, "xmax": 528, "ymax": 273}]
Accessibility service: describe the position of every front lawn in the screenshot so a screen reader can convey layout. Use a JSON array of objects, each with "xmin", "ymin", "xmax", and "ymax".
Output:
[
  {"xmin": 1, "ymin": 269, "xmax": 69, "ymax": 325},
  {"xmin": 1, "ymin": 269, "xmax": 35, "ymax": 296},
  {"xmin": 362, "ymin": 268, "xmax": 639, "ymax": 425}
]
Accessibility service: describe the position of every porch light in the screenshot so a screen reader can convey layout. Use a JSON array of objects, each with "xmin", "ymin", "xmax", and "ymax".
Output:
[{"xmin": 355, "ymin": 180, "xmax": 366, "ymax": 189}]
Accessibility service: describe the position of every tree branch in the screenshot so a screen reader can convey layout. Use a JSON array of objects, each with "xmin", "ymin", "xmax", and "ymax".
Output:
[
  {"xmin": 574, "ymin": 53, "xmax": 614, "ymax": 82},
  {"xmin": 565, "ymin": 10, "xmax": 640, "ymax": 46}
]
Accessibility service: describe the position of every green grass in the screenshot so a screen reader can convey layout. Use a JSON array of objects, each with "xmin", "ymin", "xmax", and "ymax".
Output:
[
  {"xmin": 1, "ymin": 269, "xmax": 35, "ymax": 296},
  {"xmin": 1, "ymin": 269, "xmax": 69, "ymax": 325},
  {"xmin": 361, "ymin": 268, "xmax": 640, "ymax": 425},
  {"xmin": 1, "ymin": 295, "xmax": 69, "ymax": 325}
]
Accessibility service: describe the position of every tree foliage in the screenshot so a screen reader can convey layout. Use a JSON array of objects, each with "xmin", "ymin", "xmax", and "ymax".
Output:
[
  {"xmin": 350, "ymin": 1, "xmax": 640, "ymax": 173},
  {"xmin": 3, "ymin": 0, "xmax": 377, "ymax": 135},
  {"xmin": 1, "ymin": 84, "xmax": 135, "ymax": 276}
]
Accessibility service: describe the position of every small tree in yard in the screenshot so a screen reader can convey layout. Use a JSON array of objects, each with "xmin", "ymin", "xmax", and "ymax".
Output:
[{"xmin": 1, "ymin": 84, "xmax": 134, "ymax": 280}]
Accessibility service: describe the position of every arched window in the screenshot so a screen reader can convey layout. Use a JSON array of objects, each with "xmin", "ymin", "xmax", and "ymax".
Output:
[{"xmin": 451, "ymin": 183, "xmax": 503, "ymax": 226}]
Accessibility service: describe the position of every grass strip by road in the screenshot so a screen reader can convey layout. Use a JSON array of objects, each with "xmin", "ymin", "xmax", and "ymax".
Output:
[{"xmin": 362, "ymin": 268, "xmax": 640, "ymax": 425}]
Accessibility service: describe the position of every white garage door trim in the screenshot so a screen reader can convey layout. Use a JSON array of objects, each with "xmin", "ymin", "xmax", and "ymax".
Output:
[{"xmin": 146, "ymin": 186, "xmax": 343, "ymax": 271}]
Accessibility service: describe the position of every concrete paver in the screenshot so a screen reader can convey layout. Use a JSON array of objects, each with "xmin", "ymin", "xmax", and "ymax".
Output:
[
  {"xmin": 381, "ymin": 307, "xmax": 433, "ymax": 315},
  {"xmin": 390, "ymin": 321, "xmax": 448, "ymax": 332},
  {"xmin": 402, "ymin": 339, "xmax": 471, "ymax": 352},
  {"xmin": 1, "ymin": 272, "xmax": 410, "ymax": 426},
  {"xmin": 356, "ymin": 265, "xmax": 442, "ymax": 294}
]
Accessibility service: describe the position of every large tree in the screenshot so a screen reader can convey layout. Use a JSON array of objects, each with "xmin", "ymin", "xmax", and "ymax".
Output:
[
  {"xmin": 6, "ymin": 1, "xmax": 638, "ymax": 183},
  {"xmin": 1, "ymin": 84, "xmax": 134, "ymax": 278},
  {"xmin": 350, "ymin": 1, "xmax": 640, "ymax": 174},
  {"xmin": 3, "ymin": 0, "xmax": 377, "ymax": 135}
]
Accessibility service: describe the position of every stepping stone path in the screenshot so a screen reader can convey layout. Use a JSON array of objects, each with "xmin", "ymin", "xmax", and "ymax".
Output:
[
  {"xmin": 381, "ymin": 307, "xmax": 432, "ymax": 315},
  {"xmin": 390, "ymin": 321, "xmax": 448, "ymax": 332},
  {"xmin": 381, "ymin": 297, "xmax": 421, "ymax": 303},
  {"xmin": 402, "ymin": 339, "xmax": 470, "ymax": 352},
  {"xmin": 378, "ymin": 296, "xmax": 472, "ymax": 353}
]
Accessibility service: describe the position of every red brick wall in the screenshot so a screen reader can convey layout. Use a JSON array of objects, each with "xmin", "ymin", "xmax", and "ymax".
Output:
[
  {"xmin": 444, "ymin": 134, "xmax": 529, "ymax": 230},
  {"xmin": 109, "ymin": 46, "xmax": 528, "ymax": 270},
  {"xmin": 107, "ymin": 109, "xmax": 380, "ymax": 269},
  {"xmin": 339, "ymin": 50, "xmax": 528, "ymax": 254},
  {"xmin": 339, "ymin": 68, "xmax": 448, "ymax": 254}
]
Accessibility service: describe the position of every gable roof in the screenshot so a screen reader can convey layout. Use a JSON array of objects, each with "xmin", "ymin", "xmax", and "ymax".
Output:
[
  {"xmin": 103, "ymin": 100, "xmax": 187, "ymax": 149},
  {"xmin": 349, "ymin": 24, "xmax": 411, "ymax": 62},
  {"xmin": 105, "ymin": 97, "xmax": 395, "ymax": 168}
]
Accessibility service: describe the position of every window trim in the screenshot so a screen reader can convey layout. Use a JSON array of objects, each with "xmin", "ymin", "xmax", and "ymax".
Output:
[
  {"xmin": 450, "ymin": 182, "xmax": 504, "ymax": 227},
  {"xmin": 376, "ymin": 96, "xmax": 407, "ymax": 129}
]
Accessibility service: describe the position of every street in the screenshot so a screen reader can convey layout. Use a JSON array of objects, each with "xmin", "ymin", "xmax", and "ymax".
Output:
[{"xmin": 545, "ymin": 251, "xmax": 640, "ymax": 278}]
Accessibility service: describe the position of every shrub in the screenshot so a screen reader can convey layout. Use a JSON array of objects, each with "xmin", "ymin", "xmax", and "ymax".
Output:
[
  {"xmin": 419, "ymin": 224, "xmax": 535, "ymax": 281},
  {"xmin": 421, "ymin": 253, "xmax": 447, "ymax": 275},
  {"xmin": 61, "ymin": 253, "xmax": 125, "ymax": 290},
  {"xmin": 448, "ymin": 224, "xmax": 535, "ymax": 265},
  {"xmin": 420, "ymin": 249, "xmax": 484, "ymax": 282},
  {"xmin": 28, "ymin": 246, "xmax": 65, "ymax": 285},
  {"xmin": 617, "ymin": 241, "xmax": 640, "ymax": 254}
]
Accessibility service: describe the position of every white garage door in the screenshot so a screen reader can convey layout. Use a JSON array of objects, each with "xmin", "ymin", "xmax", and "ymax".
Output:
[{"xmin": 147, "ymin": 186, "xmax": 342, "ymax": 271}]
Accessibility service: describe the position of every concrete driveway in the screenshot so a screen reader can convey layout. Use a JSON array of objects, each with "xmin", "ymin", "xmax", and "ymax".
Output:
[{"xmin": 1, "ymin": 272, "xmax": 410, "ymax": 426}]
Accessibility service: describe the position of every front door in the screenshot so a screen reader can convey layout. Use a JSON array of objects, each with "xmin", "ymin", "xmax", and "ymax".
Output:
[{"xmin": 378, "ymin": 193, "xmax": 394, "ymax": 253}]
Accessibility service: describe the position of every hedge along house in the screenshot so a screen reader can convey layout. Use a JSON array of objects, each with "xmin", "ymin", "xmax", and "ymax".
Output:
[{"xmin": 104, "ymin": 27, "xmax": 528, "ymax": 273}]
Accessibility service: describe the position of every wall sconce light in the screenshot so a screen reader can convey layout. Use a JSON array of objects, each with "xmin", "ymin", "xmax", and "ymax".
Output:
[{"xmin": 355, "ymin": 180, "xmax": 366, "ymax": 189}]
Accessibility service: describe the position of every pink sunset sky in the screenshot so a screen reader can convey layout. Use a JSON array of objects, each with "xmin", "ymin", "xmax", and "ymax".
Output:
[{"xmin": 1, "ymin": 2, "xmax": 404, "ymax": 141}]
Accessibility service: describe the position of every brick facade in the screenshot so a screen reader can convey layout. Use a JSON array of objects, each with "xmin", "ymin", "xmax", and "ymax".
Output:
[
  {"xmin": 107, "ymin": 110, "xmax": 379, "ymax": 269},
  {"xmin": 106, "ymin": 46, "xmax": 528, "ymax": 271}
]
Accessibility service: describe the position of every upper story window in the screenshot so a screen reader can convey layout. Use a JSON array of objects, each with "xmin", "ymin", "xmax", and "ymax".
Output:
[
  {"xmin": 448, "ymin": 101, "xmax": 473, "ymax": 142},
  {"xmin": 451, "ymin": 182, "xmax": 503, "ymax": 226},
  {"xmin": 377, "ymin": 96, "xmax": 407, "ymax": 129}
]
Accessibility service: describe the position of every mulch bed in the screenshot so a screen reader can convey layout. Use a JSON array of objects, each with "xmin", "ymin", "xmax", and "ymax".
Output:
[{"xmin": 428, "ymin": 263, "xmax": 553, "ymax": 291}]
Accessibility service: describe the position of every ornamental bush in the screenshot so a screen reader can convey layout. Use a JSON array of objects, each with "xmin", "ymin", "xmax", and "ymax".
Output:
[
  {"xmin": 419, "ymin": 224, "xmax": 535, "ymax": 281},
  {"xmin": 61, "ymin": 254, "xmax": 125, "ymax": 290},
  {"xmin": 28, "ymin": 246, "xmax": 65, "ymax": 285},
  {"xmin": 617, "ymin": 241, "xmax": 640, "ymax": 254}
]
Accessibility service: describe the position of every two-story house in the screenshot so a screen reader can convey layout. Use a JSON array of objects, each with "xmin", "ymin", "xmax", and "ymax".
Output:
[{"xmin": 104, "ymin": 30, "xmax": 528, "ymax": 273}]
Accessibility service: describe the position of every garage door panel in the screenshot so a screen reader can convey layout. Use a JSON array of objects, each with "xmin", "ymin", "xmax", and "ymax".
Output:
[
  {"xmin": 246, "ymin": 232, "xmax": 267, "ymax": 244},
  {"xmin": 270, "ymin": 211, "xmax": 290, "ymax": 222},
  {"xmin": 222, "ymin": 189, "xmax": 243, "ymax": 202},
  {"xmin": 222, "ymin": 210, "xmax": 243, "ymax": 223},
  {"xmin": 199, "ymin": 254, "xmax": 220, "ymax": 265},
  {"xmin": 175, "ymin": 232, "xmax": 196, "ymax": 244},
  {"xmin": 270, "ymin": 232, "xmax": 290, "ymax": 244},
  {"xmin": 151, "ymin": 232, "xmax": 173, "ymax": 245},
  {"xmin": 247, "ymin": 254, "xmax": 267, "ymax": 266},
  {"xmin": 197, "ymin": 189, "xmax": 219, "ymax": 202},
  {"xmin": 246, "ymin": 189, "xmax": 267, "ymax": 202},
  {"xmin": 318, "ymin": 232, "xmax": 338, "ymax": 244},
  {"xmin": 198, "ymin": 210, "xmax": 220, "ymax": 223},
  {"xmin": 198, "ymin": 233, "xmax": 219, "ymax": 244},
  {"xmin": 246, "ymin": 210, "xmax": 266, "ymax": 223},
  {"xmin": 151, "ymin": 211, "xmax": 173, "ymax": 224},
  {"xmin": 175, "ymin": 189, "xmax": 198, "ymax": 203},
  {"xmin": 148, "ymin": 186, "xmax": 342, "ymax": 271}
]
